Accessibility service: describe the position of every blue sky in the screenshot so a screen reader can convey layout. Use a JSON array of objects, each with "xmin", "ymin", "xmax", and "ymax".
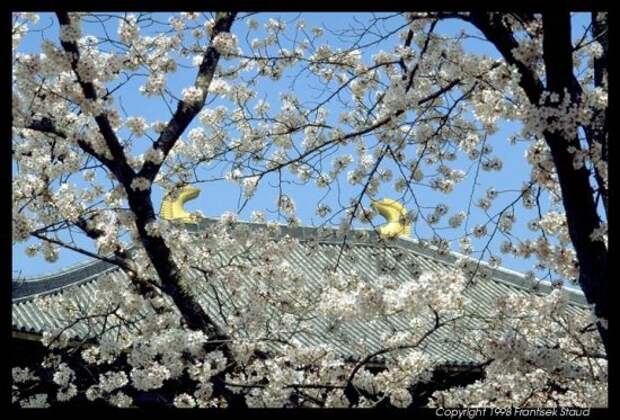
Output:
[{"xmin": 13, "ymin": 12, "xmax": 594, "ymax": 288}]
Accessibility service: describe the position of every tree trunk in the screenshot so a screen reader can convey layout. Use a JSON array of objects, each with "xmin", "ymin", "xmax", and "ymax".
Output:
[
  {"xmin": 540, "ymin": 12, "xmax": 608, "ymax": 355},
  {"xmin": 464, "ymin": 12, "xmax": 609, "ymax": 354}
]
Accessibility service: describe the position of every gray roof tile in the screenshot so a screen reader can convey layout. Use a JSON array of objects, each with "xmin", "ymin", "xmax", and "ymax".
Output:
[{"xmin": 12, "ymin": 220, "xmax": 591, "ymax": 364}]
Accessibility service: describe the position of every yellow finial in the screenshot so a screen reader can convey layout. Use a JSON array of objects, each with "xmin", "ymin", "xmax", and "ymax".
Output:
[
  {"xmin": 160, "ymin": 185, "xmax": 201, "ymax": 223},
  {"xmin": 371, "ymin": 198, "xmax": 411, "ymax": 239}
]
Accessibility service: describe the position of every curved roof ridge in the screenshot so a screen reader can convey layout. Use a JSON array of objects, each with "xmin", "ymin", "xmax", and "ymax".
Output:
[
  {"xmin": 12, "ymin": 219, "xmax": 588, "ymax": 306},
  {"xmin": 14, "ymin": 257, "xmax": 100, "ymax": 282},
  {"xmin": 393, "ymin": 235, "xmax": 587, "ymax": 306},
  {"xmin": 12, "ymin": 258, "xmax": 115, "ymax": 301}
]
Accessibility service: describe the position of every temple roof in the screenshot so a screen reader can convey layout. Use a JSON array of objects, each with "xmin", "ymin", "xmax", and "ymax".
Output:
[{"xmin": 12, "ymin": 219, "xmax": 590, "ymax": 365}]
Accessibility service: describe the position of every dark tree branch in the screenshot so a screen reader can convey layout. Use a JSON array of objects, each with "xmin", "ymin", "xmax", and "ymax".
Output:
[
  {"xmin": 583, "ymin": 12, "xmax": 609, "ymax": 214},
  {"xmin": 25, "ymin": 117, "xmax": 113, "ymax": 168},
  {"xmin": 51, "ymin": 11, "xmax": 238, "ymax": 345},
  {"xmin": 56, "ymin": 12, "xmax": 135, "ymax": 187},
  {"xmin": 137, "ymin": 12, "xmax": 237, "ymax": 183},
  {"xmin": 465, "ymin": 12, "xmax": 544, "ymax": 105}
]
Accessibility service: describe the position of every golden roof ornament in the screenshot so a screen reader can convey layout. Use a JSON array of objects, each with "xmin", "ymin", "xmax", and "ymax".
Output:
[
  {"xmin": 371, "ymin": 198, "xmax": 411, "ymax": 239},
  {"xmin": 159, "ymin": 185, "xmax": 201, "ymax": 223}
]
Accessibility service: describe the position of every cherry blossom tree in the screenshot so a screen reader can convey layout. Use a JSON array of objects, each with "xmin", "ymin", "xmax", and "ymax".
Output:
[{"xmin": 12, "ymin": 11, "xmax": 607, "ymax": 408}]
